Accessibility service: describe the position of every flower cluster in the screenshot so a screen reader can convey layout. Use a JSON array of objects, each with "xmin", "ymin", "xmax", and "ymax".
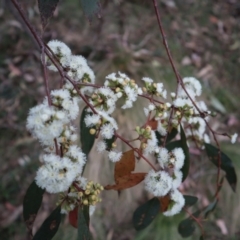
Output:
[
  {"xmin": 26, "ymin": 39, "xmax": 238, "ymax": 219},
  {"xmin": 105, "ymin": 72, "xmax": 142, "ymax": 109},
  {"xmin": 144, "ymin": 146, "xmax": 185, "ymax": 216},
  {"xmin": 58, "ymin": 177, "xmax": 103, "ymax": 215}
]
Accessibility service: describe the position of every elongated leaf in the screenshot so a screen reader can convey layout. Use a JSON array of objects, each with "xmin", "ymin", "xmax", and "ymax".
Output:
[
  {"xmin": 78, "ymin": 206, "xmax": 91, "ymax": 240},
  {"xmin": 203, "ymin": 198, "xmax": 218, "ymax": 218},
  {"xmin": 23, "ymin": 181, "xmax": 45, "ymax": 235},
  {"xmin": 105, "ymin": 173, "xmax": 146, "ymax": 190},
  {"xmin": 166, "ymin": 127, "xmax": 178, "ymax": 143},
  {"xmin": 133, "ymin": 198, "xmax": 160, "ymax": 231},
  {"xmin": 38, "ymin": 0, "xmax": 60, "ymax": 29},
  {"xmin": 81, "ymin": 0, "xmax": 101, "ymax": 20},
  {"xmin": 205, "ymin": 143, "xmax": 237, "ymax": 192},
  {"xmin": 155, "ymin": 127, "xmax": 178, "ymax": 146},
  {"xmin": 184, "ymin": 195, "xmax": 198, "ymax": 208},
  {"xmin": 80, "ymin": 107, "xmax": 96, "ymax": 156},
  {"xmin": 83, "ymin": 205, "xmax": 90, "ymax": 227},
  {"xmin": 33, "ymin": 206, "xmax": 61, "ymax": 240},
  {"xmin": 114, "ymin": 149, "xmax": 135, "ymax": 182},
  {"xmin": 166, "ymin": 126, "xmax": 190, "ymax": 181},
  {"xmin": 178, "ymin": 210, "xmax": 201, "ymax": 238},
  {"xmin": 178, "ymin": 218, "xmax": 195, "ymax": 238}
]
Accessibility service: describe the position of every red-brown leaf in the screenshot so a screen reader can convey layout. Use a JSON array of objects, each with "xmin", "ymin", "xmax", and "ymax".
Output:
[
  {"xmin": 114, "ymin": 150, "xmax": 135, "ymax": 182},
  {"xmin": 159, "ymin": 195, "xmax": 171, "ymax": 212},
  {"xmin": 69, "ymin": 207, "xmax": 78, "ymax": 228},
  {"xmin": 147, "ymin": 118, "xmax": 158, "ymax": 130},
  {"xmin": 105, "ymin": 173, "xmax": 146, "ymax": 191}
]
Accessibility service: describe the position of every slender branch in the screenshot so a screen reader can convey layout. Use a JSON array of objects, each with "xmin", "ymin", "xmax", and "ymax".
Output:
[
  {"xmin": 41, "ymin": 46, "xmax": 51, "ymax": 105},
  {"xmin": 10, "ymin": 0, "xmax": 42, "ymax": 49},
  {"xmin": 183, "ymin": 207, "xmax": 205, "ymax": 237}
]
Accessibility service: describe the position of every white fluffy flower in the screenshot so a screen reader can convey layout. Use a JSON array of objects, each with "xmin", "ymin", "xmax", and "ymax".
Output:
[
  {"xmin": 75, "ymin": 176, "xmax": 88, "ymax": 189},
  {"xmin": 203, "ymin": 134, "xmax": 210, "ymax": 143},
  {"xmin": 100, "ymin": 123, "xmax": 115, "ymax": 139},
  {"xmin": 65, "ymin": 145, "xmax": 86, "ymax": 171},
  {"xmin": 144, "ymin": 170, "xmax": 173, "ymax": 197},
  {"xmin": 188, "ymin": 117, "xmax": 206, "ymax": 137},
  {"xmin": 124, "ymin": 86, "xmax": 138, "ymax": 102},
  {"xmin": 137, "ymin": 88, "xmax": 143, "ymax": 95},
  {"xmin": 122, "ymin": 99, "xmax": 133, "ymax": 109},
  {"xmin": 142, "ymin": 77, "xmax": 153, "ymax": 83},
  {"xmin": 173, "ymin": 98, "xmax": 192, "ymax": 108},
  {"xmin": 172, "ymin": 170, "xmax": 183, "ymax": 189},
  {"xmin": 84, "ymin": 114, "xmax": 100, "ymax": 127},
  {"xmin": 96, "ymin": 111, "xmax": 118, "ymax": 130},
  {"xmin": 66, "ymin": 55, "xmax": 95, "ymax": 83},
  {"xmin": 118, "ymin": 71, "xmax": 129, "ymax": 79},
  {"xmin": 171, "ymin": 147, "xmax": 185, "ymax": 170},
  {"xmin": 178, "ymin": 77, "xmax": 202, "ymax": 99},
  {"xmin": 163, "ymin": 189, "xmax": 185, "ymax": 216},
  {"xmin": 62, "ymin": 97, "xmax": 79, "ymax": 120},
  {"xmin": 157, "ymin": 121, "xmax": 167, "ymax": 136},
  {"xmin": 27, "ymin": 103, "xmax": 69, "ymax": 145},
  {"xmin": 144, "ymin": 130, "xmax": 158, "ymax": 156},
  {"xmin": 106, "ymin": 72, "xmax": 117, "ymax": 81},
  {"xmin": 48, "ymin": 40, "xmax": 71, "ymax": 57},
  {"xmin": 108, "ymin": 150, "xmax": 123, "ymax": 162},
  {"xmin": 157, "ymin": 148, "xmax": 169, "ymax": 168},
  {"xmin": 35, "ymin": 155, "xmax": 78, "ymax": 193},
  {"xmin": 26, "ymin": 103, "xmax": 52, "ymax": 130},
  {"xmin": 148, "ymin": 104, "xmax": 155, "ymax": 111},
  {"xmin": 162, "ymin": 89, "xmax": 167, "ymax": 99},
  {"xmin": 96, "ymin": 141, "xmax": 107, "ymax": 152},
  {"xmin": 51, "ymin": 89, "xmax": 70, "ymax": 102},
  {"xmin": 231, "ymin": 133, "xmax": 238, "ymax": 144}
]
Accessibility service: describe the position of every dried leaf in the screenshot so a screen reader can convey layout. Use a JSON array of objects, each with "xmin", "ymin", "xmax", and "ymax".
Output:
[
  {"xmin": 159, "ymin": 195, "xmax": 171, "ymax": 212},
  {"xmin": 147, "ymin": 119, "xmax": 158, "ymax": 130},
  {"xmin": 105, "ymin": 173, "xmax": 146, "ymax": 191},
  {"xmin": 114, "ymin": 150, "xmax": 135, "ymax": 182}
]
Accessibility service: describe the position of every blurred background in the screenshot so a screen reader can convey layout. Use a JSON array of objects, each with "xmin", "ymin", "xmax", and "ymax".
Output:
[{"xmin": 0, "ymin": 0, "xmax": 240, "ymax": 239}]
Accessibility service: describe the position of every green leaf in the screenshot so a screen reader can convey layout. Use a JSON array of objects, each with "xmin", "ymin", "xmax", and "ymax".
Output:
[
  {"xmin": 203, "ymin": 198, "xmax": 218, "ymax": 218},
  {"xmin": 167, "ymin": 127, "xmax": 178, "ymax": 143},
  {"xmin": 184, "ymin": 195, "xmax": 198, "ymax": 207},
  {"xmin": 78, "ymin": 206, "xmax": 91, "ymax": 240},
  {"xmin": 80, "ymin": 107, "xmax": 96, "ymax": 156},
  {"xmin": 33, "ymin": 206, "xmax": 61, "ymax": 240},
  {"xmin": 166, "ymin": 126, "xmax": 190, "ymax": 181},
  {"xmin": 155, "ymin": 127, "xmax": 178, "ymax": 146},
  {"xmin": 81, "ymin": 0, "xmax": 101, "ymax": 20},
  {"xmin": 38, "ymin": 0, "xmax": 60, "ymax": 29},
  {"xmin": 178, "ymin": 210, "xmax": 200, "ymax": 238},
  {"xmin": 23, "ymin": 181, "xmax": 45, "ymax": 235},
  {"xmin": 133, "ymin": 197, "xmax": 160, "ymax": 231},
  {"xmin": 105, "ymin": 135, "xmax": 116, "ymax": 151},
  {"xmin": 205, "ymin": 143, "xmax": 237, "ymax": 192}
]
